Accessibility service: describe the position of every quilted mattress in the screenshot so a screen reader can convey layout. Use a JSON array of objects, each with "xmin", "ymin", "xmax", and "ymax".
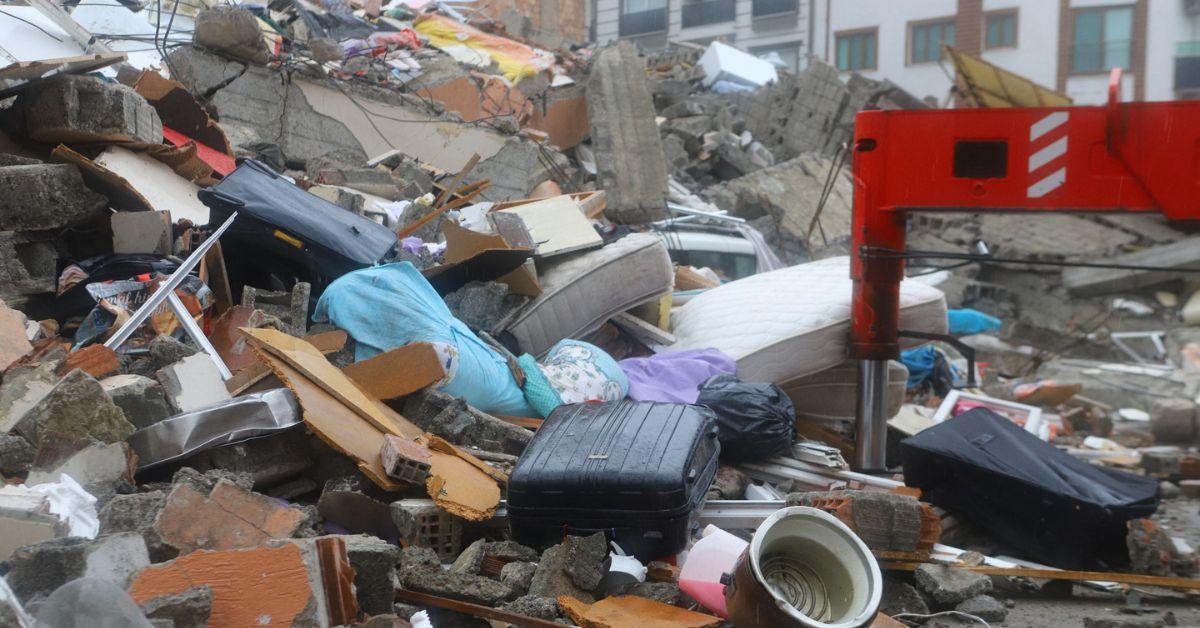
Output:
[
  {"xmin": 504, "ymin": 233, "xmax": 673, "ymax": 357},
  {"xmin": 780, "ymin": 360, "xmax": 909, "ymax": 431},
  {"xmin": 670, "ymin": 256, "xmax": 947, "ymax": 384}
]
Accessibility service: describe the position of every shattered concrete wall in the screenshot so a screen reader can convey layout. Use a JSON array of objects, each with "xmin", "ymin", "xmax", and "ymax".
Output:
[
  {"xmin": 736, "ymin": 58, "xmax": 854, "ymax": 161},
  {"xmin": 168, "ymin": 46, "xmax": 366, "ymax": 165},
  {"xmin": 587, "ymin": 42, "xmax": 669, "ymax": 223},
  {"xmin": 706, "ymin": 153, "xmax": 853, "ymax": 261}
]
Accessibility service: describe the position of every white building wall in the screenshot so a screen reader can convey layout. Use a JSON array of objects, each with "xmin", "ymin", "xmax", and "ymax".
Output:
[
  {"xmin": 593, "ymin": 0, "xmax": 811, "ymax": 64},
  {"xmin": 1146, "ymin": 0, "xmax": 1200, "ymax": 100},
  {"xmin": 979, "ymin": 0, "xmax": 1057, "ymax": 89},
  {"xmin": 815, "ymin": 0, "xmax": 958, "ymax": 103}
]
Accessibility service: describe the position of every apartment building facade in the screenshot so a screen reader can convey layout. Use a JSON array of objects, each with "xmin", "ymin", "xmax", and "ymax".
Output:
[
  {"xmin": 811, "ymin": 0, "xmax": 1200, "ymax": 105},
  {"xmin": 592, "ymin": 0, "xmax": 1200, "ymax": 105},
  {"xmin": 592, "ymin": 0, "xmax": 814, "ymax": 70}
]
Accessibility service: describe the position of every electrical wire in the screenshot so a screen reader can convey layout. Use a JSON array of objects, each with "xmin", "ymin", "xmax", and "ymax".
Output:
[
  {"xmin": 0, "ymin": 9, "xmax": 65, "ymax": 41},
  {"xmin": 865, "ymin": 247, "xmax": 1200, "ymax": 274}
]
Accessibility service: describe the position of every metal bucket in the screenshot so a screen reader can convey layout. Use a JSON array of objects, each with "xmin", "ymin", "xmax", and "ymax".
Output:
[{"xmin": 725, "ymin": 506, "xmax": 883, "ymax": 628}]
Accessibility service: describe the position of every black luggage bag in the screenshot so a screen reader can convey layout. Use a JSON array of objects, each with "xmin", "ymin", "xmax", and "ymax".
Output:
[
  {"xmin": 902, "ymin": 407, "xmax": 1160, "ymax": 569},
  {"xmin": 507, "ymin": 401, "xmax": 720, "ymax": 561},
  {"xmin": 199, "ymin": 159, "xmax": 398, "ymax": 297}
]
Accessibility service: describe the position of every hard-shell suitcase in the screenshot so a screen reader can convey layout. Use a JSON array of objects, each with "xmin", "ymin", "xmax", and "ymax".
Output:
[{"xmin": 507, "ymin": 401, "xmax": 720, "ymax": 560}]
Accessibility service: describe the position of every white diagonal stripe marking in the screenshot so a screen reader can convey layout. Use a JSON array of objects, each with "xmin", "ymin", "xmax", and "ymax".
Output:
[
  {"xmin": 1030, "ymin": 111, "xmax": 1069, "ymax": 142},
  {"xmin": 1029, "ymin": 136, "xmax": 1068, "ymax": 173},
  {"xmin": 1027, "ymin": 167, "xmax": 1066, "ymax": 198}
]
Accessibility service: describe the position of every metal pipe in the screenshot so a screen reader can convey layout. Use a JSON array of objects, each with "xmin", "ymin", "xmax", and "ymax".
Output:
[
  {"xmin": 105, "ymin": 212, "xmax": 237, "ymax": 350},
  {"xmin": 166, "ymin": 292, "xmax": 233, "ymax": 380},
  {"xmin": 854, "ymin": 359, "xmax": 889, "ymax": 472}
]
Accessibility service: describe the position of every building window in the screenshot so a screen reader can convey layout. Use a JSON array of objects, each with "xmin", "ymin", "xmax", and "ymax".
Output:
[
  {"xmin": 681, "ymin": 0, "xmax": 736, "ymax": 29},
  {"xmin": 836, "ymin": 29, "xmax": 877, "ymax": 71},
  {"xmin": 752, "ymin": 42, "xmax": 801, "ymax": 71},
  {"xmin": 619, "ymin": 0, "xmax": 668, "ymax": 37},
  {"xmin": 985, "ymin": 10, "xmax": 1017, "ymax": 49},
  {"xmin": 909, "ymin": 19, "xmax": 955, "ymax": 64},
  {"xmin": 1071, "ymin": 5, "xmax": 1133, "ymax": 74}
]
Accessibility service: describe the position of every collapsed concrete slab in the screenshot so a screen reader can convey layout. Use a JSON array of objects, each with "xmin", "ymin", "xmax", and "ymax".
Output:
[
  {"xmin": 335, "ymin": 534, "xmax": 401, "ymax": 616},
  {"xmin": 0, "ymin": 164, "xmax": 107, "ymax": 231},
  {"xmin": 0, "ymin": 231, "xmax": 60, "ymax": 306},
  {"xmin": 5, "ymin": 533, "xmax": 150, "ymax": 603},
  {"xmin": 7, "ymin": 75, "xmax": 163, "ymax": 145},
  {"xmin": 913, "ymin": 563, "xmax": 992, "ymax": 606},
  {"xmin": 586, "ymin": 42, "xmax": 668, "ymax": 223},
  {"xmin": 26, "ymin": 442, "xmax": 137, "ymax": 506},
  {"xmin": 97, "ymin": 490, "xmax": 175, "ymax": 563},
  {"xmin": 193, "ymin": 7, "xmax": 272, "ymax": 64},
  {"xmin": 398, "ymin": 565, "xmax": 519, "ymax": 607},
  {"xmin": 706, "ymin": 153, "xmax": 852, "ymax": 260},
  {"xmin": 403, "ymin": 389, "xmax": 532, "ymax": 456},
  {"xmin": 156, "ymin": 353, "xmax": 232, "ymax": 414},
  {"xmin": 12, "ymin": 369, "xmax": 134, "ymax": 454},
  {"xmin": 100, "ymin": 374, "xmax": 172, "ymax": 430},
  {"xmin": 527, "ymin": 532, "xmax": 608, "ymax": 603}
]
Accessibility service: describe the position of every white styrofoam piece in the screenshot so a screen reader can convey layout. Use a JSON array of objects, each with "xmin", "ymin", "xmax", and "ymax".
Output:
[{"xmin": 698, "ymin": 41, "xmax": 778, "ymax": 88}]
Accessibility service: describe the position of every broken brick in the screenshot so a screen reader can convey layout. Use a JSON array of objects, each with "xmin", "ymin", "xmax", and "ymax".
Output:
[
  {"xmin": 128, "ymin": 541, "xmax": 342, "ymax": 627},
  {"xmin": 380, "ymin": 434, "xmax": 433, "ymax": 484},
  {"xmin": 153, "ymin": 479, "xmax": 306, "ymax": 554}
]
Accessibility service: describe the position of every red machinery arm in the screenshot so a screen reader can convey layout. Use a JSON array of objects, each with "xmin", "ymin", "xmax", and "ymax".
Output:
[{"xmin": 849, "ymin": 71, "xmax": 1200, "ymax": 470}]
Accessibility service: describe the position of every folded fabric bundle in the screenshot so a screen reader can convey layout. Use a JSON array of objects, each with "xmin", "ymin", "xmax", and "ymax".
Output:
[
  {"xmin": 314, "ymin": 262, "xmax": 536, "ymax": 417},
  {"xmin": 518, "ymin": 339, "xmax": 628, "ymax": 418},
  {"xmin": 619, "ymin": 348, "xmax": 737, "ymax": 404}
]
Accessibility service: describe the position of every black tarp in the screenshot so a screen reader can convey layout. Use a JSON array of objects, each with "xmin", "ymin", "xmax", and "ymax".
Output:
[
  {"xmin": 200, "ymin": 159, "xmax": 397, "ymax": 285},
  {"xmin": 902, "ymin": 408, "xmax": 1159, "ymax": 569}
]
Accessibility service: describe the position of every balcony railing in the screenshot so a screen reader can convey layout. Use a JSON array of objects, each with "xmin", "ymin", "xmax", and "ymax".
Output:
[
  {"xmin": 681, "ymin": 0, "xmax": 736, "ymax": 28},
  {"xmin": 752, "ymin": 0, "xmax": 798, "ymax": 19},
  {"xmin": 619, "ymin": 8, "xmax": 668, "ymax": 37}
]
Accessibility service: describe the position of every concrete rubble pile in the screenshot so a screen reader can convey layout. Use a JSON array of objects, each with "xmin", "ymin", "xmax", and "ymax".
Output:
[{"xmin": 1, "ymin": 0, "xmax": 1199, "ymax": 626}]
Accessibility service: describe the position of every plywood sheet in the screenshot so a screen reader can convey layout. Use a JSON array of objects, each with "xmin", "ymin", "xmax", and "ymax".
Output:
[
  {"xmin": 342, "ymin": 342, "xmax": 447, "ymax": 401},
  {"xmin": 498, "ymin": 195, "xmax": 601, "ymax": 258}
]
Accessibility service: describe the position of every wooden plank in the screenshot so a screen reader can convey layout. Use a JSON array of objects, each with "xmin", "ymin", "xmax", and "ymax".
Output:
[
  {"xmin": 431, "ymin": 153, "xmax": 480, "ymax": 209},
  {"xmin": 881, "ymin": 561, "xmax": 1200, "ymax": 591},
  {"xmin": 224, "ymin": 330, "xmax": 346, "ymax": 395},
  {"xmin": 204, "ymin": 241, "xmax": 234, "ymax": 316},
  {"xmin": 241, "ymin": 328, "xmax": 414, "ymax": 439},
  {"xmin": 1062, "ymin": 237, "xmax": 1200, "ymax": 296},
  {"xmin": 341, "ymin": 342, "xmax": 446, "ymax": 401},
  {"xmin": 0, "ymin": 53, "xmax": 125, "ymax": 81},
  {"xmin": 394, "ymin": 589, "xmax": 564, "ymax": 628}
]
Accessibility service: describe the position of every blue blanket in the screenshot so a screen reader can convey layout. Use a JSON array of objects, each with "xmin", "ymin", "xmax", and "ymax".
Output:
[{"xmin": 314, "ymin": 262, "xmax": 537, "ymax": 417}]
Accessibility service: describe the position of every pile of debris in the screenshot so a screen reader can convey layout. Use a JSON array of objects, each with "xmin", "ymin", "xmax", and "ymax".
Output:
[{"xmin": 2, "ymin": 0, "xmax": 1200, "ymax": 626}]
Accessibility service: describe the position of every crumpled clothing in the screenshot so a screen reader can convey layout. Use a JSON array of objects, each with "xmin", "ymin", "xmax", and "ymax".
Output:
[
  {"xmin": 619, "ymin": 348, "xmax": 737, "ymax": 404},
  {"xmin": 518, "ymin": 339, "xmax": 628, "ymax": 418},
  {"xmin": 415, "ymin": 13, "xmax": 554, "ymax": 82}
]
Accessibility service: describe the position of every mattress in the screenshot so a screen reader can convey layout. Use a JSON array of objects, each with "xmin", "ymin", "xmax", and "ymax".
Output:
[
  {"xmin": 504, "ymin": 233, "xmax": 673, "ymax": 357},
  {"xmin": 779, "ymin": 360, "xmax": 909, "ymax": 433},
  {"xmin": 670, "ymin": 256, "xmax": 947, "ymax": 384}
]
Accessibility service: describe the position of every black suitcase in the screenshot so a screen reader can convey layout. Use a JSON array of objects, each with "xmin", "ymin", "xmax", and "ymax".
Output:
[
  {"xmin": 507, "ymin": 401, "xmax": 720, "ymax": 561},
  {"xmin": 199, "ymin": 159, "xmax": 399, "ymax": 297}
]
